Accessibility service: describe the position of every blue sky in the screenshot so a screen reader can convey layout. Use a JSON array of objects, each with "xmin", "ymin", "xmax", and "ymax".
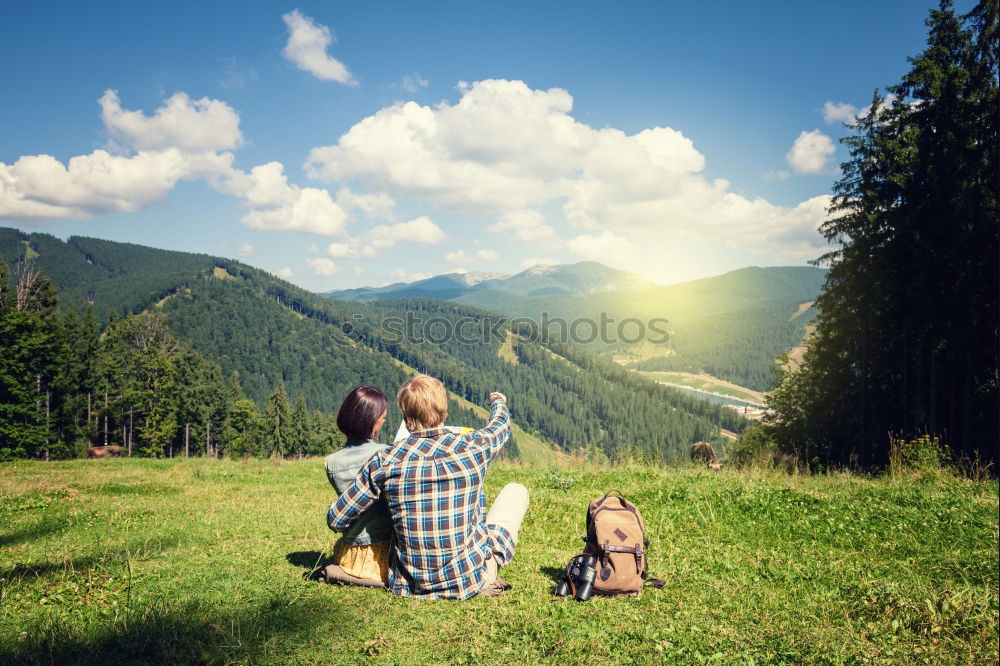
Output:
[{"xmin": 0, "ymin": 1, "xmax": 970, "ymax": 290}]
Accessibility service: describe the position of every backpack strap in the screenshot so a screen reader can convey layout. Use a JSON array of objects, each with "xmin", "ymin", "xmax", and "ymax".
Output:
[
  {"xmin": 596, "ymin": 489, "xmax": 627, "ymax": 506},
  {"xmin": 588, "ymin": 538, "xmax": 647, "ymax": 575}
]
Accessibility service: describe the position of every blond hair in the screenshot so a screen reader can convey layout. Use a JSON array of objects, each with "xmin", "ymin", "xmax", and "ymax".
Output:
[{"xmin": 397, "ymin": 375, "xmax": 448, "ymax": 432}]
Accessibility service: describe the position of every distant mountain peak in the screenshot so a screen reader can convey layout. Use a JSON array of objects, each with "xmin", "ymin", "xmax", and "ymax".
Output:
[
  {"xmin": 322, "ymin": 260, "xmax": 657, "ymax": 301},
  {"xmin": 451, "ymin": 271, "xmax": 509, "ymax": 286},
  {"xmin": 501, "ymin": 261, "xmax": 656, "ymax": 295},
  {"xmin": 522, "ymin": 263, "xmax": 556, "ymax": 275}
]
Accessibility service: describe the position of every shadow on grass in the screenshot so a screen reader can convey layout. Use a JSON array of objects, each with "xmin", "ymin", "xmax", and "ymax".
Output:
[
  {"xmin": 1, "ymin": 536, "xmax": 179, "ymax": 583},
  {"xmin": 286, "ymin": 551, "xmax": 327, "ymax": 581},
  {"xmin": 0, "ymin": 516, "xmax": 67, "ymax": 548},
  {"xmin": 4, "ymin": 596, "xmax": 346, "ymax": 665},
  {"xmin": 539, "ymin": 566, "xmax": 566, "ymax": 584},
  {"xmin": 87, "ymin": 482, "xmax": 180, "ymax": 497}
]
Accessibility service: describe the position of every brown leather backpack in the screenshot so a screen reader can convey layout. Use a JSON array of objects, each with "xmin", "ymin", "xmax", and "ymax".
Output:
[{"xmin": 582, "ymin": 489, "xmax": 650, "ymax": 597}]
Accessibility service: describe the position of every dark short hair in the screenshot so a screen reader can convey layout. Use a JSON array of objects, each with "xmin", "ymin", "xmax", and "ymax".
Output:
[{"xmin": 336, "ymin": 386, "xmax": 388, "ymax": 442}]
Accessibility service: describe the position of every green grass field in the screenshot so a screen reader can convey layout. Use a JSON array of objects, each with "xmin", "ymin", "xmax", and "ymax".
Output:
[{"xmin": 1, "ymin": 459, "xmax": 996, "ymax": 664}]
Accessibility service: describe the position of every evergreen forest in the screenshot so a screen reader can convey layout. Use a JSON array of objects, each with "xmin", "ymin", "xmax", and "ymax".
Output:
[
  {"xmin": 758, "ymin": 0, "xmax": 998, "ymax": 470},
  {"xmin": 0, "ymin": 232, "xmax": 745, "ymax": 462}
]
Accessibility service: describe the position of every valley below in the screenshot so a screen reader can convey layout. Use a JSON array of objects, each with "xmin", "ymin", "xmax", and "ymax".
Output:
[{"xmin": 630, "ymin": 370, "xmax": 767, "ymax": 407}]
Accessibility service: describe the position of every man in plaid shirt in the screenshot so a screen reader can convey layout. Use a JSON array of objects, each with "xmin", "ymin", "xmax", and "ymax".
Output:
[{"xmin": 326, "ymin": 375, "xmax": 530, "ymax": 599}]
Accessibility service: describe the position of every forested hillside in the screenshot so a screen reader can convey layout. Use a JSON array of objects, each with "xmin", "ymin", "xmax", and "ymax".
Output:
[
  {"xmin": 339, "ymin": 264, "xmax": 826, "ymax": 392},
  {"xmin": 0, "ymin": 228, "xmax": 744, "ymax": 461},
  {"xmin": 331, "ymin": 298, "xmax": 745, "ymax": 458},
  {"xmin": 0, "ymin": 228, "xmax": 219, "ymax": 321},
  {"xmin": 628, "ymin": 301, "xmax": 818, "ymax": 390}
]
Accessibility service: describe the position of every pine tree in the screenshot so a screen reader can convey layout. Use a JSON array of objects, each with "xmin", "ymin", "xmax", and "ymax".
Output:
[
  {"xmin": 227, "ymin": 398, "xmax": 263, "ymax": 458},
  {"xmin": 264, "ymin": 381, "xmax": 293, "ymax": 457},
  {"xmin": 291, "ymin": 394, "xmax": 312, "ymax": 458},
  {"xmin": 100, "ymin": 313, "xmax": 180, "ymax": 457},
  {"xmin": 0, "ymin": 261, "xmax": 62, "ymax": 459}
]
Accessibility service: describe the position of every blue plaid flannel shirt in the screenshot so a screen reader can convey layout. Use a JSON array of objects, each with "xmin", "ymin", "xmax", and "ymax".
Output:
[{"xmin": 327, "ymin": 399, "xmax": 514, "ymax": 599}]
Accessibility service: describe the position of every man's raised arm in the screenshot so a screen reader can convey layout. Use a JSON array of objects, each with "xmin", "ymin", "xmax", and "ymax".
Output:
[{"xmin": 467, "ymin": 392, "xmax": 510, "ymax": 459}]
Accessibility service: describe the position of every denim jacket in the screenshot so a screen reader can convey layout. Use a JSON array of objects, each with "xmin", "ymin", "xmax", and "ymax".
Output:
[{"xmin": 325, "ymin": 440, "xmax": 393, "ymax": 545}]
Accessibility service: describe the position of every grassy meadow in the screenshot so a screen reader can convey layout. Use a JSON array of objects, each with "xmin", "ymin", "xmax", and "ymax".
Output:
[{"xmin": 1, "ymin": 458, "xmax": 996, "ymax": 665}]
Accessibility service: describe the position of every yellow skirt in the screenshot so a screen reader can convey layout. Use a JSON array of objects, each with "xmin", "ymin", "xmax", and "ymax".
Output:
[{"xmin": 332, "ymin": 538, "xmax": 391, "ymax": 583}]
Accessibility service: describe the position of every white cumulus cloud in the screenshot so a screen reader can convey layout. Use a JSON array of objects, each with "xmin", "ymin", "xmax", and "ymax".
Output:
[
  {"xmin": 0, "ymin": 90, "xmax": 375, "ymax": 244},
  {"xmin": 520, "ymin": 256, "xmax": 558, "ymax": 268},
  {"xmin": 274, "ymin": 267, "xmax": 294, "ymax": 278},
  {"xmin": 365, "ymin": 216, "xmax": 445, "ymax": 252},
  {"xmin": 488, "ymin": 209, "xmax": 558, "ymax": 243},
  {"xmin": 209, "ymin": 161, "xmax": 349, "ymax": 236},
  {"xmin": 822, "ymin": 95, "xmax": 901, "ymax": 126},
  {"xmin": 304, "ymin": 79, "xmax": 825, "ymax": 260},
  {"xmin": 444, "ymin": 248, "xmax": 499, "ymax": 265},
  {"xmin": 822, "ymin": 101, "xmax": 859, "ymax": 124},
  {"xmin": 567, "ymin": 231, "xmax": 638, "ymax": 266},
  {"xmin": 281, "ymin": 10, "xmax": 356, "ymax": 85},
  {"xmin": 0, "ymin": 148, "xmax": 223, "ymax": 218},
  {"xmin": 326, "ymin": 241, "xmax": 358, "ymax": 258},
  {"xmin": 305, "ymin": 79, "xmax": 701, "ymax": 212},
  {"xmin": 389, "ymin": 267, "xmax": 434, "ymax": 283},
  {"xmin": 786, "ymin": 130, "xmax": 836, "ymax": 174},
  {"xmin": 335, "ymin": 187, "xmax": 395, "ymax": 220},
  {"xmin": 1, "ymin": 91, "xmax": 244, "ymax": 220},
  {"xmin": 99, "ymin": 89, "xmax": 243, "ymax": 152},
  {"xmin": 307, "ymin": 257, "xmax": 339, "ymax": 275},
  {"xmin": 401, "ymin": 73, "xmax": 429, "ymax": 92},
  {"xmin": 237, "ymin": 243, "xmax": 254, "ymax": 256}
]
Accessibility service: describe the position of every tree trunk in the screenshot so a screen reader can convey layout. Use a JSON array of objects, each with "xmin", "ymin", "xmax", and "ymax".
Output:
[
  {"xmin": 859, "ymin": 311, "xmax": 869, "ymax": 466},
  {"xmin": 206, "ymin": 420, "xmax": 212, "ymax": 458},
  {"xmin": 103, "ymin": 391, "xmax": 109, "ymax": 446},
  {"xmin": 128, "ymin": 407, "xmax": 133, "ymax": 456},
  {"xmin": 901, "ymin": 337, "xmax": 909, "ymax": 433},
  {"xmin": 929, "ymin": 350, "xmax": 938, "ymax": 436},
  {"xmin": 185, "ymin": 422, "xmax": 190, "ymax": 458},
  {"xmin": 961, "ymin": 309, "xmax": 974, "ymax": 458}
]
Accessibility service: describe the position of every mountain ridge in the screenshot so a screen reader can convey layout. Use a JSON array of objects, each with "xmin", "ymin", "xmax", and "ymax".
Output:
[
  {"xmin": 1, "ymin": 227, "xmax": 825, "ymax": 392},
  {"xmin": 322, "ymin": 260, "xmax": 657, "ymax": 301}
]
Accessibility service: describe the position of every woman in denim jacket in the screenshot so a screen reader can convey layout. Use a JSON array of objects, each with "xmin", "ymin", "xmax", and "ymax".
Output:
[{"xmin": 323, "ymin": 386, "xmax": 393, "ymax": 585}]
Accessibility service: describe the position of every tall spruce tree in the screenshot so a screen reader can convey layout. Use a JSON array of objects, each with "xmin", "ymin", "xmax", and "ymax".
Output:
[
  {"xmin": 264, "ymin": 381, "xmax": 293, "ymax": 457},
  {"xmin": 51, "ymin": 306, "xmax": 101, "ymax": 456},
  {"xmin": 290, "ymin": 394, "xmax": 312, "ymax": 457}
]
